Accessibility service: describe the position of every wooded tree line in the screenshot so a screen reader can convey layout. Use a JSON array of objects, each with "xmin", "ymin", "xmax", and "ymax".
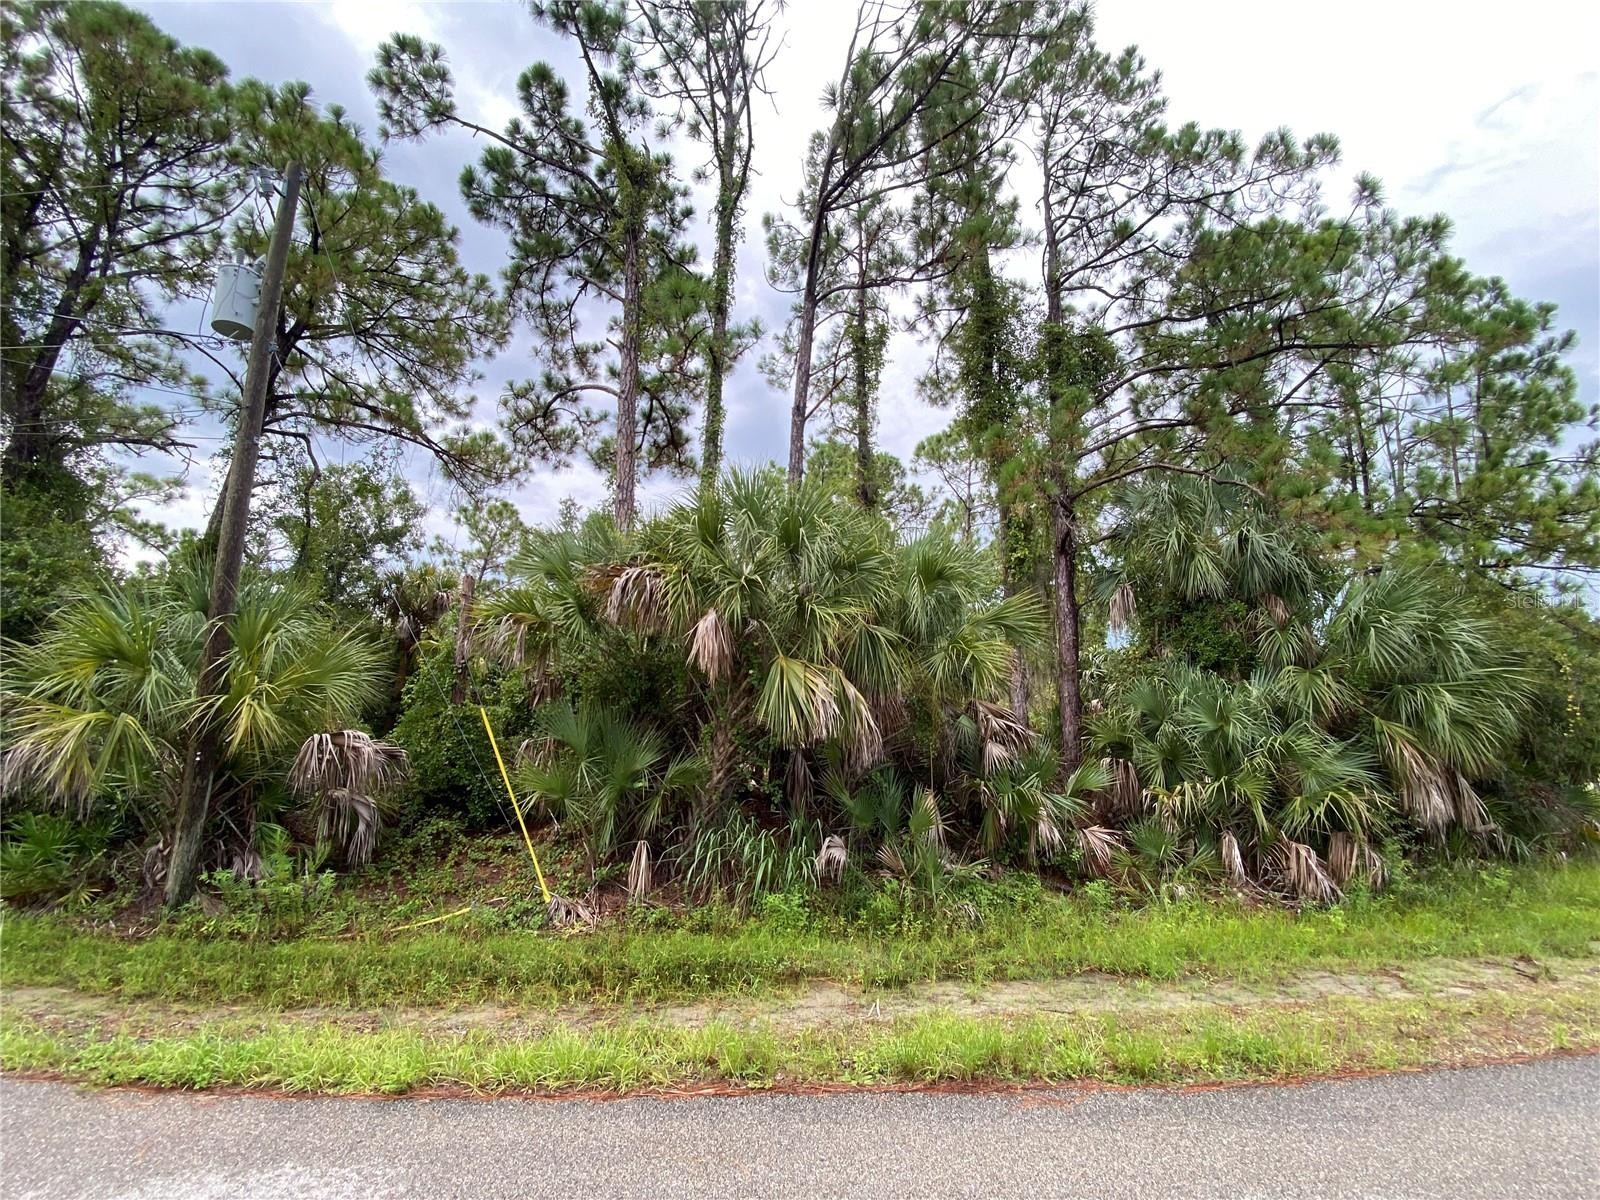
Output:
[{"xmin": 2, "ymin": 1, "xmax": 1597, "ymax": 910}]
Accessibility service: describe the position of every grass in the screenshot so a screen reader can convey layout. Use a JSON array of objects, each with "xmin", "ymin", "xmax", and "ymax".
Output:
[
  {"xmin": 4, "ymin": 988, "xmax": 1595, "ymax": 1095},
  {"xmin": 3, "ymin": 858, "xmax": 1598, "ymax": 1009}
]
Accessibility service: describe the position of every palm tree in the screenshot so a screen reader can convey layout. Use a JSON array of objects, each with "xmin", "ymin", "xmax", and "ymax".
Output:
[
  {"xmin": 1088, "ymin": 566, "xmax": 1533, "ymax": 900},
  {"xmin": 614, "ymin": 470, "xmax": 1047, "ymax": 804},
  {"xmin": 1, "ymin": 563, "xmax": 401, "ymax": 871},
  {"xmin": 475, "ymin": 517, "xmax": 630, "ymax": 692},
  {"xmin": 514, "ymin": 700, "xmax": 704, "ymax": 889},
  {"xmin": 478, "ymin": 469, "xmax": 1053, "ymax": 895},
  {"xmin": 1097, "ymin": 473, "xmax": 1320, "ymax": 661}
]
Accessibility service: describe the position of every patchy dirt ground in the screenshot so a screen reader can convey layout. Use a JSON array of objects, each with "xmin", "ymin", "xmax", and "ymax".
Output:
[{"xmin": 9, "ymin": 955, "xmax": 1597, "ymax": 1041}]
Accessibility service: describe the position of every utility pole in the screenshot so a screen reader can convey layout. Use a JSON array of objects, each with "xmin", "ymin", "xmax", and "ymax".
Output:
[{"xmin": 165, "ymin": 162, "xmax": 304, "ymax": 907}]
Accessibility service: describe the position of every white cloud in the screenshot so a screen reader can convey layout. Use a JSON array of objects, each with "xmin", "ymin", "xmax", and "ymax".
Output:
[{"xmin": 322, "ymin": 0, "xmax": 440, "ymax": 53}]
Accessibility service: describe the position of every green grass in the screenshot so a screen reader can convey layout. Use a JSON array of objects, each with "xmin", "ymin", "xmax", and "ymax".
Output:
[
  {"xmin": 4, "ymin": 988, "xmax": 1594, "ymax": 1095},
  {"xmin": 4, "ymin": 859, "xmax": 1597, "ymax": 1009}
]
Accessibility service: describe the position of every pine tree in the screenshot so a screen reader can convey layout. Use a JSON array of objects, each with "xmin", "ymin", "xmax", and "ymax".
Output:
[
  {"xmin": 1, "ymin": 0, "xmax": 234, "ymax": 475},
  {"xmin": 371, "ymin": 1, "xmax": 702, "ymax": 531},
  {"xmin": 766, "ymin": 0, "xmax": 1050, "ymax": 485},
  {"xmin": 767, "ymin": 168, "xmax": 903, "ymax": 510},
  {"xmin": 1020, "ymin": 14, "xmax": 1456, "ymax": 771},
  {"xmin": 634, "ymin": 0, "xmax": 778, "ymax": 489},
  {"xmin": 203, "ymin": 79, "xmax": 514, "ymax": 538}
]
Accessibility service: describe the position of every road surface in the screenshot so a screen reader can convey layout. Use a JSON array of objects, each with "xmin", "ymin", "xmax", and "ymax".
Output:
[{"xmin": 3, "ymin": 1056, "xmax": 1596, "ymax": 1199}]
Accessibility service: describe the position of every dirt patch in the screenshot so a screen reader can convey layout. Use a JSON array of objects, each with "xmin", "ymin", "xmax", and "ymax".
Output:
[{"xmin": 7, "ymin": 955, "xmax": 1597, "ymax": 1040}]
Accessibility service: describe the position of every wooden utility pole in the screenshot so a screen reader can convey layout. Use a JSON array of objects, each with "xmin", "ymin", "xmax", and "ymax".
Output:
[{"xmin": 165, "ymin": 162, "xmax": 304, "ymax": 907}]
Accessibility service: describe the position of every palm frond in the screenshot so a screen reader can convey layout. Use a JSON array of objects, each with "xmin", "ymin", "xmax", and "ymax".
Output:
[
  {"xmin": 816, "ymin": 834, "xmax": 848, "ymax": 886},
  {"xmin": 688, "ymin": 608, "xmax": 733, "ymax": 681},
  {"xmin": 1108, "ymin": 581, "xmax": 1136, "ymax": 635},
  {"xmin": 627, "ymin": 839, "xmax": 653, "ymax": 902}
]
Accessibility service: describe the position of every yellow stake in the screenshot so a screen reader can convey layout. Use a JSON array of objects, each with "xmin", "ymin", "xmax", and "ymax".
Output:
[{"xmin": 479, "ymin": 704, "xmax": 552, "ymax": 904}]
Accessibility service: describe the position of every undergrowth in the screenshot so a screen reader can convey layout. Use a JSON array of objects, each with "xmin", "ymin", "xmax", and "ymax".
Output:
[{"xmin": 3, "ymin": 857, "xmax": 1596, "ymax": 1009}]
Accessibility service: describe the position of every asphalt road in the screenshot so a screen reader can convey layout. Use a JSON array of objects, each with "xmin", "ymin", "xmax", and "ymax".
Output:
[{"xmin": 3, "ymin": 1056, "xmax": 1597, "ymax": 1199}]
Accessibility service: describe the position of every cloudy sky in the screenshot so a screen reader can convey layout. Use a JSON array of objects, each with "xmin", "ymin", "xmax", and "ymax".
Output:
[{"xmin": 132, "ymin": 0, "xmax": 1600, "ymax": 541}]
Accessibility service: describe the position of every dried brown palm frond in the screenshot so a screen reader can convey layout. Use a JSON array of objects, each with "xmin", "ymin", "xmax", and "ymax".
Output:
[
  {"xmin": 1108, "ymin": 581, "xmax": 1136, "ymax": 635},
  {"xmin": 872, "ymin": 691, "xmax": 909, "ymax": 736},
  {"xmin": 1386, "ymin": 737, "xmax": 1452, "ymax": 833},
  {"xmin": 1261, "ymin": 593, "xmax": 1291, "ymax": 628},
  {"xmin": 816, "ymin": 834, "xmax": 848, "ymax": 886},
  {"xmin": 1220, "ymin": 830, "xmax": 1248, "ymax": 888},
  {"xmin": 1328, "ymin": 832, "xmax": 1387, "ymax": 891},
  {"xmin": 1076, "ymin": 824, "xmax": 1122, "ymax": 878},
  {"xmin": 1326, "ymin": 831, "xmax": 1356, "ymax": 888},
  {"xmin": 142, "ymin": 840, "xmax": 168, "ymax": 890},
  {"xmin": 974, "ymin": 699, "xmax": 1033, "ymax": 775},
  {"xmin": 546, "ymin": 894, "xmax": 595, "ymax": 929},
  {"xmin": 230, "ymin": 842, "xmax": 264, "ymax": 883},
  {"xmin": 602, "ymin": 564, "xmax": 667, "ymax": 631},
  {"xmin": 626, "ymin": 839, "xmax": 653, "ymax": 902},
  {"xmin": 1034, "ymin": 801, "xmax": 1072, "ymax": 859},
  {"xmin": 315, "ymin": 787, "xmax": 381, "ymax": 866},
  {"xmin": 836, "ymin": 679, "xmax": 884, "ymax": 775},
  {"xmin": 1452, "ymin": 773, "xmax": 1491, "ymax": 832},
  {"xmin": 1273, "ymin": 838, "xmax": 1339, "ymax": 904},
  {"xmin": 1318, "ymin": 832, "xmax": 1356, "ymax": 889},
  {"xmin": 875, "ymin": 841, "xmax": 908, "ymax": 879},
  {"xmin": 290, "ymin": 730, "xmax": 407, "ymax": 798},
  {"xmin": 688, "ymin": 608, "xmax": 733, "ymax": 682},
  {"xmin": 1360, "ymin": 841, "xmax": 1388, "ymax": 890},
  {"xmin": 785, "ymin": 749, "xmax": 813, "ymax": 813},
  {"xmin": 477, "ymin": 614, "xmax": 533, "ymax": 669},
  {"xmin": 289, "ymin": 731, "xmax": 407, "ymax": 866},
  {"xmin": 1102, "ymin": 757, "xmax": 1143, "ymax": 820}
]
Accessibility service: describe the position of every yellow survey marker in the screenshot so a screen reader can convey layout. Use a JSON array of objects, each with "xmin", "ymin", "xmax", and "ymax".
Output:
[{"xmin": 478, "ymin": 704, "xmax": 552, "ymax": 904}]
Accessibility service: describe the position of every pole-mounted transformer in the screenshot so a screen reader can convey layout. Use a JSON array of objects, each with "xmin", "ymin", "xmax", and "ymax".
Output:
[{"xmin": 210, "ymin": 252, "xmax": 264, "ymax": 341}]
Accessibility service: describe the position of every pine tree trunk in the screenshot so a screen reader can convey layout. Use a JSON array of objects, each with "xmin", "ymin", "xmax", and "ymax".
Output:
[
  {"xmin": 788, "ymin": 273, "xmax": 818, "ymax": 486},
  {"xmin": 3, "ymin": 231, "xmax": 101, "ymax": 471},
  {"xmin": 700, "ymin": 194, "xmax": 737, "ymax": 491},
  {"xmin": 851, "ymin": 281, "xmax": 875, "ymax": 511},
  {"xmin": 615, "ymin": 222, "xmax": 643, "ymax": 531},
  {"xmin": 1052, "ymin": 497, "xmax": 1083, "ymax": 772}
]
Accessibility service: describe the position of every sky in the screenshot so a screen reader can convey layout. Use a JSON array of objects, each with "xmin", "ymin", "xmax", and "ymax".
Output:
[{"xmin": 127, "ymin": 0, "xmax": 1600, "ymax": 547}]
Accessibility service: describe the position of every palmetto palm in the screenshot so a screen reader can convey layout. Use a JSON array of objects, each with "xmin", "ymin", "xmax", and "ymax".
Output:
[
  {"xmin": 638, "ymin": 469, "xmax": 896, "ymax": 765},
  {"xmin": 480, "ymin": 471, "xmax": 1051, "ymax": 888},
  {"xmin": 1294, "ymin": 568, "xmax": 1532, "ymax": 834},
  {"xmin": 621, "ymin": 470, "xmax": 1047, "ymax": 801},
  {"xmin": 1090, "ymin": 567, "xmax": 1532, "ymax": 900},
  {"xmin": 515, "ymin": 699, "xmax": 705, "ymax": 876},
  {"xmin": 475, "ymin": 517, "xmax": 630, "ymax": 687},
  {"xmin": 1099, "ymin": 473, "xmax": 1319, "ymax": 640},
  {"xmin": 2, "ymin": 565, "xmax": 395, "ymax": 865}
]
